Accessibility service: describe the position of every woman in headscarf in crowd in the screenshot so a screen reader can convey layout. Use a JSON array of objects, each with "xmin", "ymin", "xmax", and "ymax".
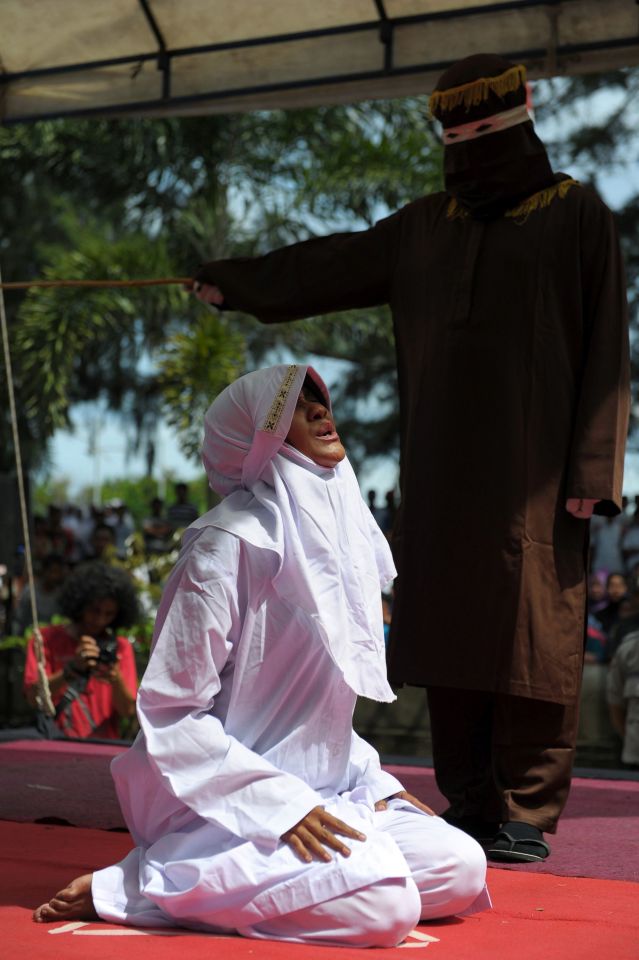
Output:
[
  {"xmin": 588, "ymin": 572, "xmax": 608, "ymax": 616},
  {"xmin": 34, "ymin": 364, "xmax": 489, "ymax": 947},
  {"xmin": 595, "ymin": 571, "xmax": 628, "ymax": 638}
]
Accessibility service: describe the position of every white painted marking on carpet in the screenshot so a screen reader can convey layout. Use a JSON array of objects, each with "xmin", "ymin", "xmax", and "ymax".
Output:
[
  {"xmin": 74, "ymin": 929, "xmax": 177, "ymax": 936},
  {"xmin": 49, "ymin": 922, "xmax": 433, "ymax": 944},
  {"xmin": 50, "ymin": 922, "xmax": 231, "ymax": 938},
  {"xmin": 49, "ymin": 921, "xmax": 88, "ymax": 934},
  {"xmin": 398, "ymin": 928, "xmax": 440, "ymax": 947},
  {"xmin": 408, "ymin": 930, "xmax": 439, "ymax": 942}
]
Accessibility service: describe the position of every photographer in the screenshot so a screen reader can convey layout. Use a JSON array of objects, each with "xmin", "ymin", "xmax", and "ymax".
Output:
[{"xmin": 23, "ymin": 562, "xmax": 138, "ymax": 740}]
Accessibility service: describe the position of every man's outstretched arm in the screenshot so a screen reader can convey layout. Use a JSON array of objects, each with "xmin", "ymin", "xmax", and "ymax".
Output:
[{"xmin": 190, "ymin": 211, "xmax": 402, "ymax": 324}]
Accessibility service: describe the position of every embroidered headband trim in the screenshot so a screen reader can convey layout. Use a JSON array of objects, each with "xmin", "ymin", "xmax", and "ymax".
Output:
[
  {"xmin": 442, "ymin": 103, "xmax": 531, "ymax": 144},
  {"xmin": 429, "ymin": 64, "xmax": 527, "ymax": 116},
  {"xmin": 262, "ymin": 364, "xmax": 299, "ymax": 432}
]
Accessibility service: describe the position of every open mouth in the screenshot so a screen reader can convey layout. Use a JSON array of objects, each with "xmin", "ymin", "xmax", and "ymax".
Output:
[{"xmin": 316, "ymin": 423, "xmax": 338, "ymax": 441}]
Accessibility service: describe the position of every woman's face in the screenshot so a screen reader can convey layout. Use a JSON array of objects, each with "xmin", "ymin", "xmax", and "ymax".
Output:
[
  {"xmin": 607, "ymin": 574, "xmax": 627, "ymax": 602},
  {"xmin": 285, "ymin": 386, "xmax": 346, "ymax": 468},
  {"xmin": 78, "ymin": 597, "xmax": 119, "ymax": 637}
]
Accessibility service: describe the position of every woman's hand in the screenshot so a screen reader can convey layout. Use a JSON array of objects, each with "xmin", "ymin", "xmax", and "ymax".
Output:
[
  {"xmin": 374, "ymin": 790, "xmax": 435, "ymax": 815},
  {"xmin": 282, "ymin": 806, "xmax": 366, "ymax": 863}
]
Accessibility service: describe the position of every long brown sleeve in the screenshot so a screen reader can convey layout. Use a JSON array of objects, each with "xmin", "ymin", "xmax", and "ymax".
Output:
[
  {"xmin": 565, "ymin": 192, "xmax": 630, "ymax": 515},
  {"xmin": 194, "ymin": 210, "xmax": 403, "ymax": 324}
]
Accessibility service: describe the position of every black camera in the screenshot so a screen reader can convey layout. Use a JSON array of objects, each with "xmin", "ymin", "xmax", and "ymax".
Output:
[{"xmin": 97, "ymin": 630, "xmax": 118, "ymax": 665}]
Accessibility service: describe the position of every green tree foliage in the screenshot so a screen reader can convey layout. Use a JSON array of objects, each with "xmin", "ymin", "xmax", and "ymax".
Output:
[
  {"xmin": 98, "ymin": 474, "xmax": 212, "ymax": 524},
  {"xmin": 15, "ymin": 221, "xmax": 181, "ymax": 432},
  {"xmin": 158, "ymin": 311, "xmax": 245, "ymax": 461},
  {"xmin": 32, "ymin": 473, "xmax": 213, "ymax": 524},
  {"xmin": 2, "ymin": 75, "xmax": 638, "ymax": 486},
  {"xmin": 32, "ymin": 477, "xmax": 70, "ymax": 515},
  {"xmin": 0, "ymin": 100, "xmax": 441, "ymax": 480},
  {"xmin": 0, "ymin": 115, "xmax": 248, "ymax": 471}
]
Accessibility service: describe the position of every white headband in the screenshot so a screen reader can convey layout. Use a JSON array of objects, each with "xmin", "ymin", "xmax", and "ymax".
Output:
[{"xmin": 442, "ymin": 103, "xmax": 531, "ymax": 145}]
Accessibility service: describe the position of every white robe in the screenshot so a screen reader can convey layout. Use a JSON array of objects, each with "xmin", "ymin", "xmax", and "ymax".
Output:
[{"xmin": 93, "ymin": 525, "xmax": 489, "ymax": 944}]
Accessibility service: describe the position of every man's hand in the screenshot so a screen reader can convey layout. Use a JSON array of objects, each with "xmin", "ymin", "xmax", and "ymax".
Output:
[
  {"xmin": 374, "ymin": 790, "xmax": 435, "ymax": 815},
  {"xmin": 566, "ymin": 498, "xmax": 601, "ymax": 519},
  {"xmin": 281, "ymin": 806, "xmax": 366, "ymax": 863},
  {"xmin": 189, "ymin": 280, "xmax": 225, "ymax": 306},
  {"xmin": 94, "ymin": 658, "xmax": 121, "ymax": 684}
]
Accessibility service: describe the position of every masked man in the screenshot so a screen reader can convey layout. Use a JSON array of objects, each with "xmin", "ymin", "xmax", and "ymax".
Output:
[{"xmin": 190, "ymin": 54, "xmax": 630, "ymax": 862}]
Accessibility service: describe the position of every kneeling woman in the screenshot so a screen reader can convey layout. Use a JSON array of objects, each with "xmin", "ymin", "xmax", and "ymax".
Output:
[{"xmin": 35, "ymin": 364, "xmax": 489, "ymax": 947}]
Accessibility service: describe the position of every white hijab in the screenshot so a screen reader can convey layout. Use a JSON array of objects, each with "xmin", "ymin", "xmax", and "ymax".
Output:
[{"xmin": 191, "ymin": 363, "xmax": 396, "ymax": 703}]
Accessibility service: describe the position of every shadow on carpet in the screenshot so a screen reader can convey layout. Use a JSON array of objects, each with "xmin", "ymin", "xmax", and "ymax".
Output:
[
  {"xmin": 1, "ymin": 741, "xmax": 637, "ymax": 883},
  {"xmin": 388, "ymin": 765, "xmax": 639, "ymax": 884}
]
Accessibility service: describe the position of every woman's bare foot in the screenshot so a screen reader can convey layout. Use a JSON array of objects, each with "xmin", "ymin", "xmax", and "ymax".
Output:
[{"xmin": 33, "ymin": 874, "xmax": 99, "ymax": 923}]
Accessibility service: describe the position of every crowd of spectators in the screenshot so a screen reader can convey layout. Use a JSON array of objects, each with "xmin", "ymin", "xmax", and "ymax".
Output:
[
  {"xmin": 366, "ymin": 488, "xmax": 397, "ymax": 540},
  {"xmin": 0, "ymin": 482, "xmax": 200, "ymax": 743},
  {"xmin": 587, "ymin": 496, "xmax": 639, "ymax": 769},
  {"xmin": 2, "ymin": 482, "xmax": 636, "ymax": 768},
  {"xmin": 3, "ymin": 482, "xmax": 200, "ymax": 636}
]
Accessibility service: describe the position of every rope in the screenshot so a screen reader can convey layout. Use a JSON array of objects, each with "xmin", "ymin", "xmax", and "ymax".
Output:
[
  {"xmin": 0, "ymin": 277, "xmax": 192, "ymax": 290},
  {"xmin": 0, "ymin": 264, "xmax": 55, "ymax": 716},
  {"xmin": 0, "ymin": 272, "xmax": 193, "ymax": 716}
]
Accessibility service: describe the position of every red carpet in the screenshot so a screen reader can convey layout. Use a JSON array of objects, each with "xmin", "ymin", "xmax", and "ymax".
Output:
[
  {"xmin": 2, "ymin": 822, "xmax": 637, "ymax": 960},
  {"xmin": 2, "ymin": 742, "xmax": 638, "ymax": 958}
]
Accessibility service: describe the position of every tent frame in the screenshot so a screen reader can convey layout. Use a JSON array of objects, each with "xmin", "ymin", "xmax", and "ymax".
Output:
[{"xmin": 3, "ymin": 0, "xmax": 639, "ymax": 124}]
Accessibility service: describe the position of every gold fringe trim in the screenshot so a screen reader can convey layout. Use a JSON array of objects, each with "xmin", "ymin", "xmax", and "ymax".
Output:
[
  {"xmin": 262, "ymin": 364, "xmax": 299, "ymax": 432},
  {"xmin": 430, "ymin": 65, "xmax": 527, "ymax": 116},
  {"xmin": 506, "ymin": 178, "xmax": 579, "ymax": 223},
  {"xmin": 446, "ymin": 197, "xmax": 468, "ymax": 220},
  {"xmin": 446, "ymin": 179, "xmax": 580, "ymax": 223}
]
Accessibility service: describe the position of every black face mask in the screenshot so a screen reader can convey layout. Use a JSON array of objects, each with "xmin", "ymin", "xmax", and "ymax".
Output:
[{"xmin": 443, "ymin": 123, "xmax": 556, "ymax": 220}]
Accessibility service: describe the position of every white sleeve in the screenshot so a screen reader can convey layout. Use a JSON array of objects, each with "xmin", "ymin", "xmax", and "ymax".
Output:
[
  {"xmin": 137, "ymin": 530, "xmax": 321, "ymax": 851},
  {"xmin": 347, "ymin": 729, "xmax": 404, "ymax": 802}
]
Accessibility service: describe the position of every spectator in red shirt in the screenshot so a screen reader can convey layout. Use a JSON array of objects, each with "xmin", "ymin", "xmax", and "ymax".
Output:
[{"xmin": 24, "ymin": 562, "xmax": 139, "ymax": 739}]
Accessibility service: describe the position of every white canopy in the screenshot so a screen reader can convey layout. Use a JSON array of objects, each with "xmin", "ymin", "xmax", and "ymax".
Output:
[{"xmin": 1, "ymin": 0, "xmax": 639, "ymax": 123}]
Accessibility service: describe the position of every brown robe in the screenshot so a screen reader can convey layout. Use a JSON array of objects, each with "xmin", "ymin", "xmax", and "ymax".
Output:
[{"xmin": 197, "ymin": 181, "xmax": 630, "ymax": 706}]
